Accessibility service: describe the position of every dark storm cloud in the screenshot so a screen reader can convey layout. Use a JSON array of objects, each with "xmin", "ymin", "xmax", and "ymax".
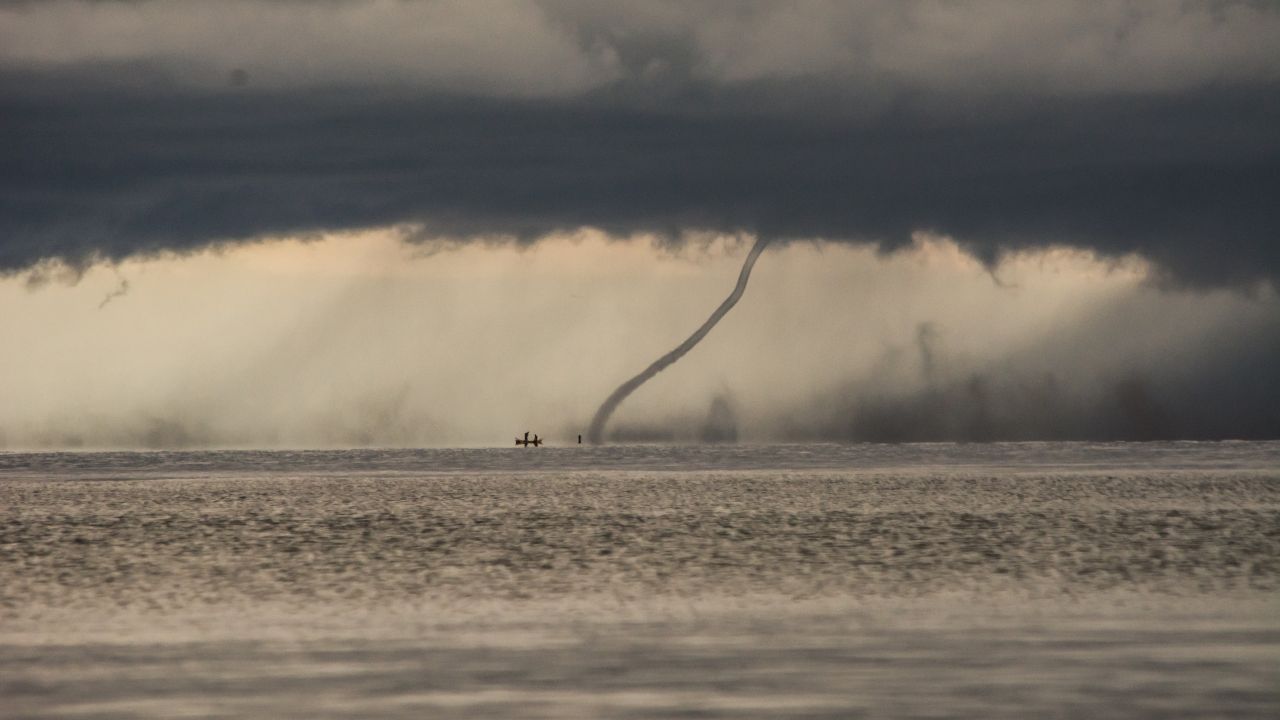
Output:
[
  {"xmin": 4, "ymin": 76, "xmax": 1277, "ymax": 285},
  {"xmin": 2, "ymin": 0, "xmax": 1280, "ymax": 285}
]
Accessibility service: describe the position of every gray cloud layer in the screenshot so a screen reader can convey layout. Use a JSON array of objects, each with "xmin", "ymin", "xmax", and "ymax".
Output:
[{"xmin": 2, "ymin": 0, "xmax": 1280, "ymax": 285}]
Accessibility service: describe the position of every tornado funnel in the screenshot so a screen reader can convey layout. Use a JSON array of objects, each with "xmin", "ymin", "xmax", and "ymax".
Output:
[{"xmin": 587, "ymin": 237, "xmax": 770, "ymax": 444}]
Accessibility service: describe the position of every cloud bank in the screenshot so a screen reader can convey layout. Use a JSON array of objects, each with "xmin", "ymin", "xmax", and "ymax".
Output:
[{"xmin": 2, "ymin": 0, "xmax": 1279, "ymax": 285}]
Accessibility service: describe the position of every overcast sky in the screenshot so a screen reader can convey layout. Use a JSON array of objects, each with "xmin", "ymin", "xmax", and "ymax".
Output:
[{"xmin": 2, "ymin": 1, "xmax": 1278, "ymax": 446}]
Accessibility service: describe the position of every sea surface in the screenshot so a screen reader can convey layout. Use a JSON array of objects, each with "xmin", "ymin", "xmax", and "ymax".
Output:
[{"xmin": 2, "ymin": 442, "xmax": 1278, "ymax": 718}]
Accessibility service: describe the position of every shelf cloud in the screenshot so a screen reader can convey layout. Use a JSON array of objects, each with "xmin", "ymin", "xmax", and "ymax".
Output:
[{"xmin": 1, "ymin": 0, "xmax": 1278, "ymax": 286}]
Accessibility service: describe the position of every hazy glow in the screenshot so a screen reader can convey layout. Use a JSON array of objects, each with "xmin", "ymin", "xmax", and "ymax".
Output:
[{"xmin": 0, "ymin": 230, "xmax": 1271, "ymax": 448}]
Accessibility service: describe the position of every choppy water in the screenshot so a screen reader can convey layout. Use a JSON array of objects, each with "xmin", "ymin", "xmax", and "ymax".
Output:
[{"xmin": 2, "ymin": 442, "xmax": 1278, "ymax": 718}]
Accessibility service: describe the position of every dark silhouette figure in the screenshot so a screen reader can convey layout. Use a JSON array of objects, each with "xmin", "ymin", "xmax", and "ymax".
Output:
[{"xmin": 578, "ymin": 434, "xmax": 582, "ymax": 444}]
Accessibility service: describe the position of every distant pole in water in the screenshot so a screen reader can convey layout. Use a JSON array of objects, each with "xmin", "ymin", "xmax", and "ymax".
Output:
[{"xmin": 586, "ymin": 236, "xmax": 770, "ymax": 444}]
